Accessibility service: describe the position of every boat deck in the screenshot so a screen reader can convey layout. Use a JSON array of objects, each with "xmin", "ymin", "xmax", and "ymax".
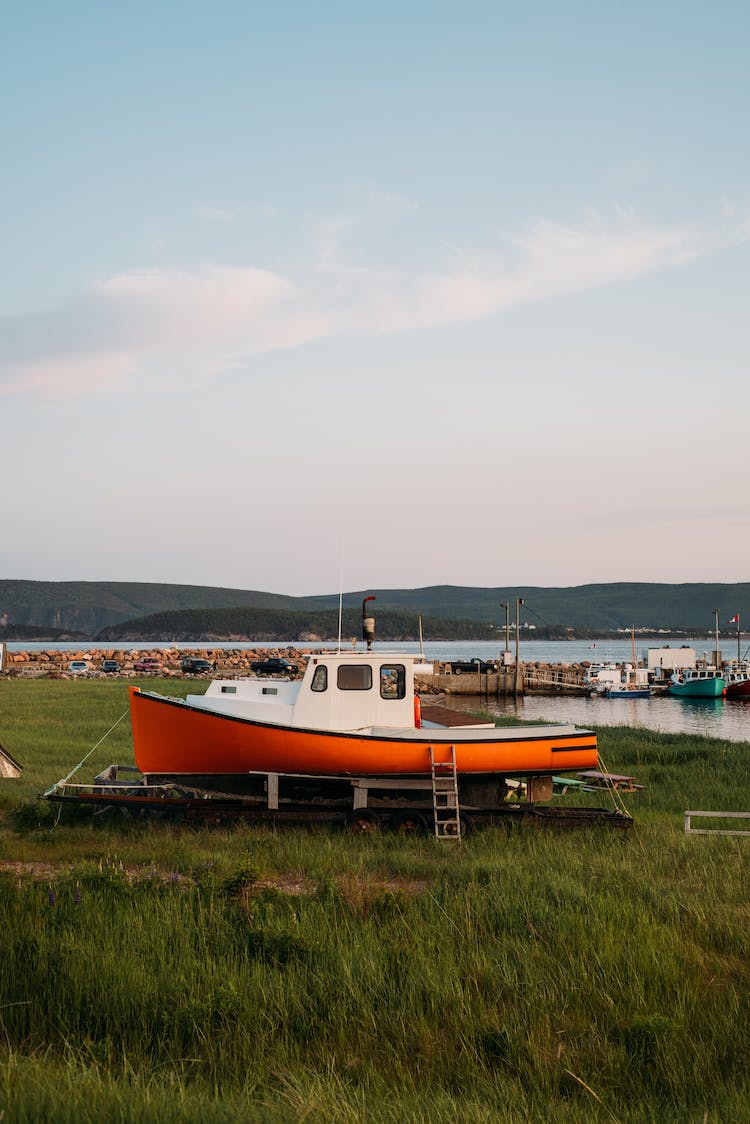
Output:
[
  {"xmin": 420, "ymin": 704, "xmax": 495, "ymax": 728},
  {"xmin": 366, "ymin": 722, "xmax": 579, "ymax": 741}
]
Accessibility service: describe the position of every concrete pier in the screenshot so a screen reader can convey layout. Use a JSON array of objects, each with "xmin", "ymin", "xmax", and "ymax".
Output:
[{"xmin": 419, "ymin": 663, "xmax": 588, "ymax": 697}]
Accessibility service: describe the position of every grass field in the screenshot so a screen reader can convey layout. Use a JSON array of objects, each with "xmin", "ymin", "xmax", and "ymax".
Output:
[{"xmin": 1, "ymin": 679, "xmax": 749, "ymax": 1122}]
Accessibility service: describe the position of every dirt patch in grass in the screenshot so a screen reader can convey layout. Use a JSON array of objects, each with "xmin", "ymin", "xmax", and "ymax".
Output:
[
  {"xmin": 253, "ymin": 875, "xmax": 315, "ymax": 896},
  {"xmin": 0, "ymin": 863, "xmax": 427, "ymax": 901},
  {"xmin": 0, "ymin": 860, "xmax": 63, "ymax": 879},
  {"xmin": 253, "ymin": 872, "xmax": 427, "ymax": 900},
  {"xmin": 335, "ymin": 872, "xmax": 427, "ymax": 909},
  {"xmin": 0, "ymin": 860, "xmax": 192, "ymax": 884}
]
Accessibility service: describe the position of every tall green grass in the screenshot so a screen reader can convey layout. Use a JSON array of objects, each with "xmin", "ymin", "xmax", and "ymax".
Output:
[
  {"xmin": 0, "ymin": 678, "xmax": 197, "ymax": 808},
  {"xmin": 2, "ymin": 830, "xmax": 749, "ymax": 1121},
  {"xmin": 1, "ymin": 679, "xmax": 749, "ymax": 1120}
]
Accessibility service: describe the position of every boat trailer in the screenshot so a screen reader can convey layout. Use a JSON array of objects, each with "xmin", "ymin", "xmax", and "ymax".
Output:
[{"xmin": 45, "ymin": 763, "xmax": 633, "ymax": 836}]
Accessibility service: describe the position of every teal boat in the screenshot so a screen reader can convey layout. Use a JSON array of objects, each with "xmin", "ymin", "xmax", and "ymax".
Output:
[{"xmin": 668, "ymin": 668, "xmax": 725, "ymax": 698}]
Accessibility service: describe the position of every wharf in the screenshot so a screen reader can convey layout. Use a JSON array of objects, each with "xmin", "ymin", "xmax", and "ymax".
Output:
[{"xmin": 418, "ymin": 663, "xmax": 588, "ymax": 698}]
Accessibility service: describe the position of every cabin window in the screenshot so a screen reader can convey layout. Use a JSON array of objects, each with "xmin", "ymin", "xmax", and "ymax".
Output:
[
  {"xmin": 337, "ymin": 664, "xmax": 373, "ymax": 691},
  {"xmin": 262, "ymin": 686, "xmax": 278, "ymax": 696},
  {"xmin": 380, "ymin": 664, "xmax": 406, "ymax": 699},
  {"xmin": 311, "ymin": 665, "xmax": 328, "ymax": 692},
  {"xmin": 220, "ymin": 685, "xmax": 237, "ymax": 694}
]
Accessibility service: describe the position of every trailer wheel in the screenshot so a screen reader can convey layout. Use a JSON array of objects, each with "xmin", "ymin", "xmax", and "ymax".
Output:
[
  {"xmin": 347, "ymin": 811, "xmax": 381, "ymax": 835},
  {"xmin": 442, "ymin": 813, "xmax": 473, "ymax": 838},
  {"xmin": 390, "ymin": 810, "xmax": 428, "ymax": 836}
]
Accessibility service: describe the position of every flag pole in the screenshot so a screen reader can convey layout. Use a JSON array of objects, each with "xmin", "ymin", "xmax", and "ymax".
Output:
[{"xmin": 728, "ymin": 613, "xmax": 741, "ymax": 663}]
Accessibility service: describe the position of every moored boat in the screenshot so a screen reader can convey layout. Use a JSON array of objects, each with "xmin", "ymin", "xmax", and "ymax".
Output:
[
  {"xmin": 603, "ymin": 657, "xmax": 651, "ymax": 699},
  {"xmin": 724, "ymin": 665, "xmax": 750, "ymax": 699},
  {"xmin": 129, "ymin": 648, "xmax": 598, "ymax": 784},
  {"xmin": 604, "ymin": 684, "xmax": 651, "ymax": 699},
  {"xmin": 668, "ymin": 668, "xmax": 725, "ymax": 699},
  {"xmin": 583, "ymin": 662, "xmax": 622, "ymax": 695},
  {"xmin": 592, "ymin": 631, "xmax": 650, "ymax": 698}
]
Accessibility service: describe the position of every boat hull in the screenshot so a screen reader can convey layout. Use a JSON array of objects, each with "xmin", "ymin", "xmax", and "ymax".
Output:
[
  {"xmin": 129, "ymin": 689, "xmax": 598, "ymax": 778},
  {"xmin": 668, "ymin": 679, "xmax": 725, "ymax": 698},
  {"xmin": 725, "ymin": 679, "xmax": 750, "ymax": 699},
  {"xmin": 604, "ymin": 688, "xmax": 651, "ymax": 699}
]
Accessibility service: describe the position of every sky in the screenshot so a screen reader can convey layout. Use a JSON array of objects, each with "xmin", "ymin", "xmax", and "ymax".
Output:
[{"xmin": 2, "ymin": 1, "xmax": 749, "ymax": 595}]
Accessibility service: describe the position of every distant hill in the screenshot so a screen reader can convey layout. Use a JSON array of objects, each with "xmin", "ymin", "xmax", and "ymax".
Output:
[
  {"xmin": 0, "ymin": 580, "xmax": 301, "ymax": 636},
  {"xmin": 0, "ymin": 624, "xmax": 88, "ymax": 642},
  {"xmin": 303, "ymin": 583, "xmax": 750, "ymax": 633},
  {"xmin": 1, "ymin": 578, "xmax": 748, "ymax": 637},
  {"xmin": 96, "ymin": 607, "xmax": 494, "ymax": 643}
]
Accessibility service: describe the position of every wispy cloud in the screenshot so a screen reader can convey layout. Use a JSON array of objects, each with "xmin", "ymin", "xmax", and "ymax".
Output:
[
  {"xmin": 2, "ymin": 208, "xmax": 747, "ymax": 397},
  {"xmin": 189, "ymin": 206, "xmax": 237, "ymax": 223}
]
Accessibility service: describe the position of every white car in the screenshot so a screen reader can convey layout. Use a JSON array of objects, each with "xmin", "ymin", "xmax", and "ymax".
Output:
[{"xmin": 67, "ymin": 660, "xmax": 89, "ymax": 674}]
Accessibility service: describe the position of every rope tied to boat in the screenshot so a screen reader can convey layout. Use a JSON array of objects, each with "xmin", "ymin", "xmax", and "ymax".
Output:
[
  {"xmin": 594, "ymin": 750, "xmax": 633, "ymax": 819},
  {"xmin": 43, "ymin": 709, "xmax": 130, "ymax": 797}
]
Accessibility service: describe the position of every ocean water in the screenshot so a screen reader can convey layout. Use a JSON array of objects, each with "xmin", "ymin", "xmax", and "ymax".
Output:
[
  {"xmin": 6, "ymin": 636, "xmax": 731, "ymax": 663},
  {"xmin": 5, "ymin": 637, "xmax": 748, "ymax": 742},
  {"xmin": 451, "ymin": 692, "xmax": 749, "ymax": 745}
]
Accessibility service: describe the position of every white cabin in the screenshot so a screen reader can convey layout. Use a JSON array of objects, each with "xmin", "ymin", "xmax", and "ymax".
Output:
[
  {"xmin": 582, "ymin": 663, "xmax": 621, "ymax": 689},
  {"xmin": 187, "ymin": 651, "xmax": 421, "ymax": 732}
]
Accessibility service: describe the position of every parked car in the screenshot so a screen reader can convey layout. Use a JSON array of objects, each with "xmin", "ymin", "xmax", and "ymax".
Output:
[
  {"xmin": 67, "ymin": 660, "xmax": 90, "ymax": 674},
  {"xmin": 181, "ymin": 657, "xmax": 213, "ymax": 674},
  {"xmin": 449, "ymin": 659, "xmax": 497, "ymax": 675},
  {"xmin": 134, "ymin": 656, "xmax": 163, "ymax": 673},
  {"xmin": 249, "ymin": 657, "xmax": 297, "ymax": 677},
  {"xmin": 101, "ymin": 659, "xmax": 121, "ymax": 674}
]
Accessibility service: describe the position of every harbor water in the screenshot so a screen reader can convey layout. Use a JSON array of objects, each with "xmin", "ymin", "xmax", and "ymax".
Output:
[
  {"xmin": 450, "ymin": 693, "xmax": 749, "ymax": 745},
  {"xmin": 6, "ymin": 638, "xmax": 749, "ymax": 743}
]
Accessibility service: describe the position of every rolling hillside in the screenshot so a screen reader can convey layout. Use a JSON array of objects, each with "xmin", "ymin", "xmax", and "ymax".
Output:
[
  {"xmin": 1, "ymin": 579, "xmax": 748, "ymax": 637},
  {"xmin": 95, "ymin": 607, "xmax": 493, "ymax": 643},
  {"xmin": 305, "ymin": 583, "xmax": 750, "ymax": 631},
  {"xmin": 0, "ymin": 580, "xmax": 300, "ymax": 635}
]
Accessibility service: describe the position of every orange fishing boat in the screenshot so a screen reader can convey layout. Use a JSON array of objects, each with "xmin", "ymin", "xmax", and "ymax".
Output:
[{"xmin": 130, "ymin": 649, "xmax": 598, "ymax": 782}]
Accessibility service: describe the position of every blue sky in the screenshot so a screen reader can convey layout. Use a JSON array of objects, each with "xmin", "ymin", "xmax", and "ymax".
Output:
[{"xmin": 2, "ymin": 1, "xmax": 748, "ymax": 594}]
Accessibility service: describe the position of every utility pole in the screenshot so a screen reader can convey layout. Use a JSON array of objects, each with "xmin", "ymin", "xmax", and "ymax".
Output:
[
  {"xmin": 500, "ymin": 601, "xmax": 510, "ymax": 661},
  {"xmin": 514, "ymin": 597, "xmax": 524, "ymax": 697}
]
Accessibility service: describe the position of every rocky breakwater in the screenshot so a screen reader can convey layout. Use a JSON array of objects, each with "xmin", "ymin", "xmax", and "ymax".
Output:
[{"xmin": 1, "ymin": 647, "xmax": 307, "ymax": 678}]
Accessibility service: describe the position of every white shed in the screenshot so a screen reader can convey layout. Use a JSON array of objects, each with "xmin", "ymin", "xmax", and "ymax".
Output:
[{"xmin": 646, "ymin": 647, "xmax": 696, "ymax": 677}]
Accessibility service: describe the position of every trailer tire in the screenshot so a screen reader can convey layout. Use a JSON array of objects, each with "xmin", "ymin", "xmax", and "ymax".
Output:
[
  {"xmin": 442, "ymin": 813, "xmax": 473, "ymax": 838},
  {"xmin": 347, "ymin": 811, "xmax": 381, "ymax": 835},
  {"xmin": 390, "ymin": 810, "xmax": 428, "ymax": 836}
]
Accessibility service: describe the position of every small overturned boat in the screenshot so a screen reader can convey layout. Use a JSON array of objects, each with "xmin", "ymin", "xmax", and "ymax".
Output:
[{"xmin": 130, "ymin": 602, "xmax": 598, "ymax": 787}]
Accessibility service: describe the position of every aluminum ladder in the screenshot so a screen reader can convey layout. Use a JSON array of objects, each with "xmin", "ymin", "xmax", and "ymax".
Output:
[{"xmin": 429, "ymin": 745, "xmax": 461, "ymax": 839}]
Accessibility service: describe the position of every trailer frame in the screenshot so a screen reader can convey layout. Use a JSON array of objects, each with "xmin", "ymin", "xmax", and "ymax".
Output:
[{"xmin": 45, "ymin": 763, "xmax": 633, "ymax": 834}]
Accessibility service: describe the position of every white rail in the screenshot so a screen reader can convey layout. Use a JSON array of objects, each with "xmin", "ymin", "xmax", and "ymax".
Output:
[{"xmin": 684, "ymin": 810, "xmax": 750, "ymax": 836}]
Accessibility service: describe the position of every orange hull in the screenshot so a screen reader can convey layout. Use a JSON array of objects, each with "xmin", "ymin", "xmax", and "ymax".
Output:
[{"xmin": 130, "ymin": 689, "xmax": 598, "ymax": 778}]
